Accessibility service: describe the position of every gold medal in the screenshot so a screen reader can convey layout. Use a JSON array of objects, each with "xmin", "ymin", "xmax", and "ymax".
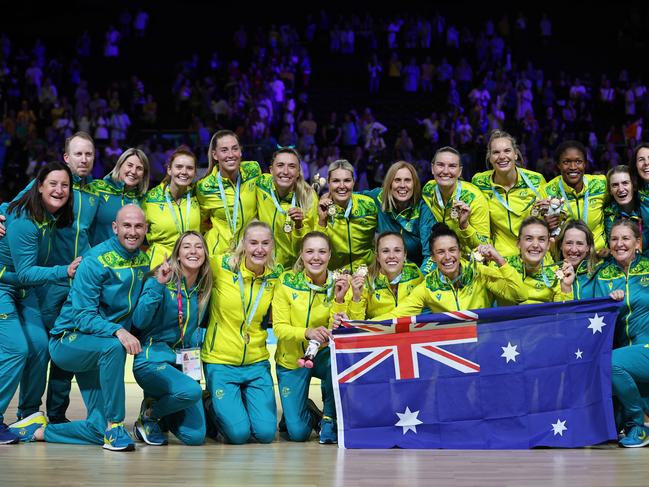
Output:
[
  {"xmin": 283, "ymin": 215, "xmax": 293, "ymax": 233},
  {"xmin": 450, "ymin": 207, "xmax": 459, "ymax": 220},
  {"xmin": 354, "ymin": 264, "xmax": 369, "ymax": 278},
  {"xmin": 554, "ymin": 269, "xmax": 565, "ymax": 281},
  {"xmin": 471, "ymin": 250, "xmax": 484, "ymax": 263},
  {"xmin": 243, "ymin": 333, "xmax": 251, "ymax": 344},
  {"xmin": 531, "ymin": 207, "xmax": 540, "ymax": 217},
  {"xmin": 327, "ymin": 203, "xmax": 337, "ymax": 216}
]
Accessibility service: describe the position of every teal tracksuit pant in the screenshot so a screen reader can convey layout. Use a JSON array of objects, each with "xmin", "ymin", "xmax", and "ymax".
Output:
[
  {"xmin": 0, "ymin": 285, "xmax": 49, "ymax": 422},
  {"xmin": 612, "ymin": 344, "xmax": 649, "ymax": 428},
  {"xmin": 204, "ymin": 360, "xmax": 276, "ymax": 444},
  {"xmin": 133, "ymin": 361, "xmax": 205, "ymax": 445},
  {"xmin": 37, "ymin": 282, "xmax": 74, "ymax": 420},
  {"xmin": 0, "ymin": 288, "xmax": 29, "ymax": 424},
  {"xmin": 276, "ymin": 346, "xmax": 335, "ymax": 441},
  {"xmin": 44, "ymin": 333, "xmax": 127, "ymax": 445}
]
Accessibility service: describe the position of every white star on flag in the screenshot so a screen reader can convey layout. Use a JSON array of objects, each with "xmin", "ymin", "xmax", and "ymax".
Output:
[
  {"xmin": 587, "ymin": 314, "xmax": 606, "ymax": 334},
  {"xmin": 501, "ymin": 342, "xmax": 520, "ymax": 363},
  {"xmin": 395, "ymin": 407, "xmax": 423, "ymax": 434},
  {"xmin": 575, "ymin": 349, "xmax": 583, "ymax": 359},
  {"xmin": 551, "ymin": 419, "xmax": 567, "ymax": 436}
]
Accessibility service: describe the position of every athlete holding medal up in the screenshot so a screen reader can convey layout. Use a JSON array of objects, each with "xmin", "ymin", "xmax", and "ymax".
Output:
[
  {"xmin": 256, "ymin": 147, "xmax": 318, "ymax": 267},
  {"xmin": 541, "ymin": 140, "xmax": 608, "ymax": 253},
  {"xmin": 420, "ymin": 146, "xmax": 490, "ymax": 270}
]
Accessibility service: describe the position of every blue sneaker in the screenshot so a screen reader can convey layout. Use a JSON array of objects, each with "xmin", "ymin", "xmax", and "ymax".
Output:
[
  {"xmin": 133, "ymin": 416, "xmax": 168, "ymax": 446},
  {"xmin": 103, "ymin": 423, "xmax": 136, "ymax": 451},
  {"xmin": 319, "ymin": 416, "xmax": 337, "ymax": 444},
  {"xmin": 0, "ymin": 423, "xmax": 19, "ymax": 444},
  {"xmin": 619, "ymin": 425, "xmax": 649, "ymax": 448},
  {"xmin": 8, "ymin": 411, "xmax": 48, "ymax": 442}
]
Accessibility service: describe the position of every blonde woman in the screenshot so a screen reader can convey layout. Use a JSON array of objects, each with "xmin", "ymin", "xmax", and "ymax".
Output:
[
  {"xmin": 334, "ymin": 232, "xmax": 423, "ymax": 320},
  {"xmin": 272, "ymin": 231, "xmax": 339, "ymax": 444},
  {"xmin": 317, "ymin": 159, "xmax": 378, "ymax": 271},
  {"xmin": 363, "ymin": 161, "xmax": 428, "ymax": 264},
  {"xmin": 131, "ymin": 231, "xmax": 212, "ymax": 446},
  {"xmin": 88, "ymin": 147, "xmax": 149, "ymax": 246},
  {"xmin": 202, "ymin": 221, "xmax": 283, "ymax": 444}
]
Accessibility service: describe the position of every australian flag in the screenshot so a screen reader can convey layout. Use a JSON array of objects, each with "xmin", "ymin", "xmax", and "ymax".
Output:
[{"xmin": 331, "ymin": 298, "xmax": 620, "ymax": 449}]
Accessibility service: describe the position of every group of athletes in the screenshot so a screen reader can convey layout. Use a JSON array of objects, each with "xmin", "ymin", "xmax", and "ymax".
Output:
[{"xmin": 1, "ymin": 127, "xmax": 649, "ymax": 450}]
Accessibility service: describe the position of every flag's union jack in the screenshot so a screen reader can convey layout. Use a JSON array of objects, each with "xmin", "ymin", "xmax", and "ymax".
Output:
[{"xmin": 334, "ymin": 311, "xmax": 481, "ymax": 383}]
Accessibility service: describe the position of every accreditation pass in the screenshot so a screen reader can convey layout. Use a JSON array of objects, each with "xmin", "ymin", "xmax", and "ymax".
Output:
[{"xmin": 176, "ymin": 347, "xmax": 202, "ymax": 380}]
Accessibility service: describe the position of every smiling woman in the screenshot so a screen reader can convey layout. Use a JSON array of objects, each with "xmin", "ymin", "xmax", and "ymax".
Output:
[
  {"xmin": 272, "ymin": 231, "xmax": 339, "ymax": 444},
  {"xmin": 498, "ymin": 216, "xmax": 574, "ymax": 305},
  {"xmin": 0, "ymin": 162, "xmax": 79, "ymax": 445},
  {"xmin": 421, "ymin": 147, "xmax": 490, "ymax": 268},
  {"xmin": 256, "ymin": 147, "xmax": 319, "ymax": 267},
  {"xmin": 604, "ymin": 165, "xmax": 640, "ymax": 244},
  {"xmin": 88, "ymin": 148, "xmax": 150, "ymax": 247},
  {"xmin": 363, "ymin": 161, "xmax": 428, "ymax": 265},
  {"xmin": 541, "ymin": 140, "xmax": 607, "ymax": 251},
  {"xmin": 316, "ymin": 160, "xmax": 378, "ymax": 272},
  {"xmin": 472, "ymin": 131, "xmax": 546, "ymax": 258},
  {"xmin": 362, "ymin": 223, "xmax": 528, "ymax": 320},
  {"xmin": 588, "ymin": 220, "xmax": 649, "ymax": 448},
  {"xmin": 202, "ymin": 221, "xmax": 283, "ymax": 445},
  {"xmin": 143, "ymin": 146, "xmax": 202, "ymax": 268}
]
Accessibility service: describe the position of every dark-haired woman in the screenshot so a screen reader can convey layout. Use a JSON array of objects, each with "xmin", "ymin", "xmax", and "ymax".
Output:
[
  {"xmin": 364, "ymin": 224, "xmax": 527, "ymax": 318},
  {"xmin": 541, "ymin": 139, "xmax": 608, "ymax": 251},
  {"xmin": 0, "ymin": 162, "xmax": 81, "ymax": 444},
  {"xmin": 256, "ymin": 147, "xmax": 318, "ymax": 268},
  {"xmin": 629, "ymin": 143, "xmax": 649, "ymax": 249},
  {"xmin": 498, "ymin": 217, "xmax": 574, "ymax": 306},
  {"xmin": 604, "ymin": 165, "xmax": 640, "ymax": 246}
]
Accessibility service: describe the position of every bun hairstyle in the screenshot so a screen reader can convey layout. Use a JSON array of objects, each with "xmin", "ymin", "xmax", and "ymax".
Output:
[{"xmin": 429, "ymin": 222, "xmax": 460, "ymax": 253}]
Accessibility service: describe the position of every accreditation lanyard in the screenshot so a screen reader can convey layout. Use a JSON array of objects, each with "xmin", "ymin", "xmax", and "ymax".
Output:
[
  {"xmin": 331, "ymin": 197, "xmax": 353, "ymax": 225},
  {"xmin": 217, "ymin": 171, "xmax": 241, "ymax": 233},
  {"xmin": 238, "ymin": 271, "xmax": 267, "ymax": 337},
  {"xmin": 434, "ymin": 181, "xmax": 462, "ymax": 212},
  {"xmin": 269, "ymin": 187, "xmax": 297, "ymax": 216},
  {"xmin": 165, "ymin": 187, "xmax": 192, "ymax": 234},
  {"xmin": 490, "ymin": 170, "xmax": 540, "ymax": 212},
  {"xmin": 559, "ymin": 177, "xmax": 589, "ymax": 222}
]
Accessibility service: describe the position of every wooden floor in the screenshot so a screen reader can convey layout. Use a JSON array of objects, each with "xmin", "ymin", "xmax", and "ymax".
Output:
[{"xmin": 2, "ymin": 384, "xmax": 648, "ymax": 487}]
